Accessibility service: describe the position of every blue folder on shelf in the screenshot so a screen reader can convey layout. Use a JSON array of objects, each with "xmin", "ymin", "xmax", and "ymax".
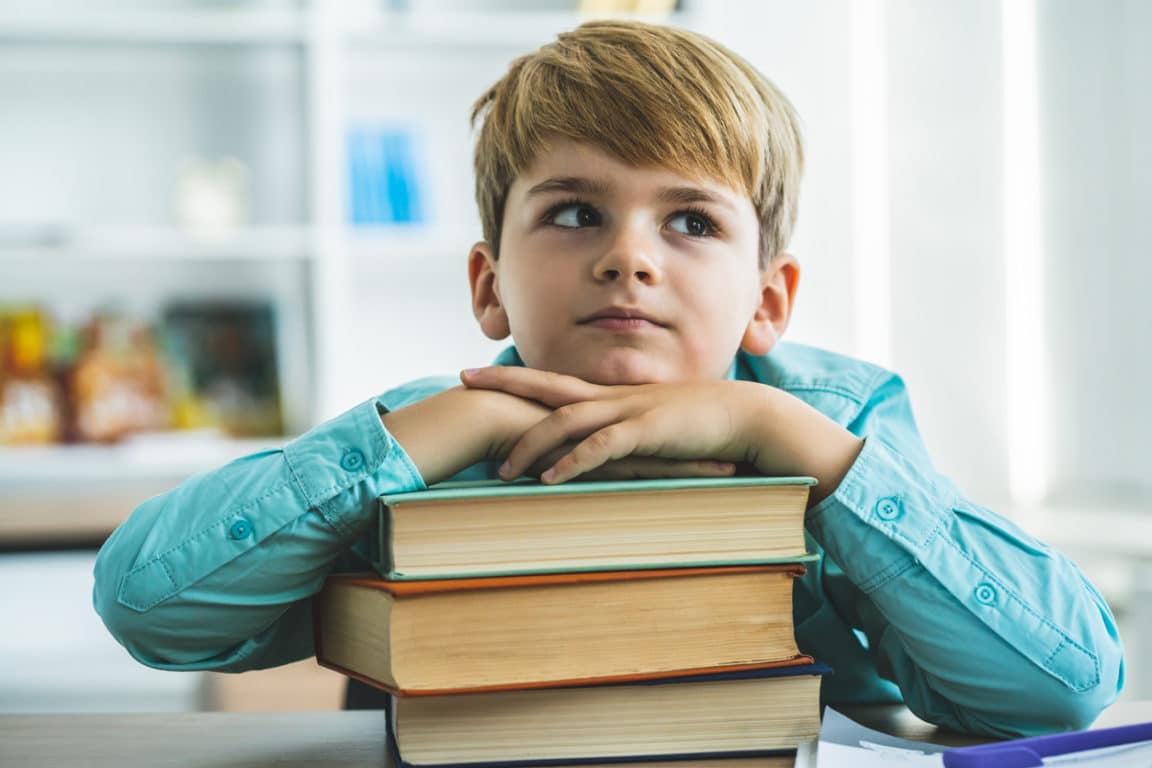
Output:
[{"xmin": 943, "ymin": 720, "xmax": 1152, "ymax": 767}]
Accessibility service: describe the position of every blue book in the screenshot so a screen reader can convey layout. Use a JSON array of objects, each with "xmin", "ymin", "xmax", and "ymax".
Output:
[{"xmin": 385, "ymin": 663, "xmax": 830, "ymax": 768}]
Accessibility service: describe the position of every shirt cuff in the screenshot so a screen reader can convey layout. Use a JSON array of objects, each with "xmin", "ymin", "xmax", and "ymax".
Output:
[
  {"xmin": 282, "ymin": 396, "xmax": 425, "ymax": 537},
  {"xmin": 805, "ymin": 435, "xmax": 952, "ymax": 594}
]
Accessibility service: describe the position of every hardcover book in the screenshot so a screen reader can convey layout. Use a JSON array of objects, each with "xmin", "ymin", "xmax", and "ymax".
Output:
[
  {"xmin": 385, "ymin": 663, "xmax": 828, "ymax": 767},
  {"xmin": 314, "ymin": 565, "xmax": 812, "ymax": 695},
  {"xmin": 373, "ymin": 476, "xmax": 816, "ymax": 579}
]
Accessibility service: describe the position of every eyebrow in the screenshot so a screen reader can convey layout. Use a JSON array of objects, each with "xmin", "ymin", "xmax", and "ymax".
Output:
[
  {"xmin": 524, "ymin": 176, "xmax": 612, "ymax": 198},
  {"xmin": 525, "ymin": 176, "xmax": 737, "ymax": 211},
  {"xmin": 655, "ymin": 186, "xmax": 738, "ymax": 212}
]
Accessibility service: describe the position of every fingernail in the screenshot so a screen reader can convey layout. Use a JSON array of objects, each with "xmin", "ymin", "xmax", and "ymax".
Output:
[
  {"xmin": 498, "ymin": 461, "xmax": 512, "ymax": 478},
  {"xmin": 462, "ymin": 368, "xmax": 481, "ymax": 377},
  {"xmin": 540, "ymin": 468, "xmax": 557, "ymax": 483}
]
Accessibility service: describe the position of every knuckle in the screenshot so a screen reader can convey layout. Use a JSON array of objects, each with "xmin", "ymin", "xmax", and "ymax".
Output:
[
  {"xmin": 584, "ymin": 429, "xmax": 614, "ymax": 452},
  {"xmin": 553, "ymin": 404, "xmax": 581, "ymax": 426}
]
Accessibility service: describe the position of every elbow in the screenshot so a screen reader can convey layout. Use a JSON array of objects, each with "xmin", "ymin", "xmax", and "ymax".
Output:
[
  {"xmin": 1036, "ymin": 591, "xmax": 1128, "ymax": 732},
  {"xmin": 1048, "ymin": 629, "xmax": 1126, "ymax": 731},
  {"xmin": 92, "ymin": 523, "xmax": 199, "ymax": 671},
  {"xmin": 92, "ymin": 538, "xmax": 166, "ymax": 669},
  {"xmin": 964, "ymin": 621, "xmax": 1125, "ymax": 736}
]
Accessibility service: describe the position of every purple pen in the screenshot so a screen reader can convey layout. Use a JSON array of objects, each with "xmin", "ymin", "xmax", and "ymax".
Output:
[{"xmin": 942, "ymin": 721, "xmax": 1152, "ymax": 768}]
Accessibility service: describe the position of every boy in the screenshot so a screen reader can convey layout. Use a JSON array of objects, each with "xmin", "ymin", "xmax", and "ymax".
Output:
[{"xmin": 93, "ymin": 21, "xmax": 1122, "ymax": 736}]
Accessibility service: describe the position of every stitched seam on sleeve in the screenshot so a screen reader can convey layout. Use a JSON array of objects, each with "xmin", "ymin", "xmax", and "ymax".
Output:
[
  {"xmin": 118, "ymin": 557, "xmax": 180, "ymax": 612},
  {"xmin": 316, "ymin": 495, "xmax": 352, "ymax": 537},
  {"xmin": 315, "ymin": 404, "xmax": 395, "ymax": 536},
  {"xmin": 295, "ymin": 399, "xmax": 387, "ymax": 508},
  {"xmin": 858, "ymin": 556, "xmax": 918, "ymax": 594},
  {"xmin": 283, "ymin": 445, "xmax": 314, "ymax": 509},
  {"xmin": 123, "ymin": 480, "xmax": 292, "ymax": 591},
  {"xmin": 883, "ymin": 512, "xmax": 942, "ymax": 553},
  {"xmin": 938, "ymin": 534, "xmax": 1101, "ymax": 691}
]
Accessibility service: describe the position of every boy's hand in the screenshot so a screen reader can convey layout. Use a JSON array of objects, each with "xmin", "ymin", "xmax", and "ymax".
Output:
[
  {"xmin": 382, "ymin": 385, "xmax": 739, "ymax": 487},
  {"xmin": 480, "ymin": 385, "xmax": 738, "ymax": 483},
  {"xmin": 460, "ymin": 367, "xmax": 864, "ymax": 505}
]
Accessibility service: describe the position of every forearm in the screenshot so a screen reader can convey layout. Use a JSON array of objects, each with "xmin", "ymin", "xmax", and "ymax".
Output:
[
  {"xmin": 93, "ymin": 396, "xmax": 424, "ymax": 671},
  {"xmin": 383, "ymin": 386, "xmax": 530, "ymax": 486},
  {"xmin": 93, "ymin": 385, "xmax": 538, "ymax": 671},
  {"xmin": 745, "ymin": 384, "xmax": 864, "ymax": 506}
]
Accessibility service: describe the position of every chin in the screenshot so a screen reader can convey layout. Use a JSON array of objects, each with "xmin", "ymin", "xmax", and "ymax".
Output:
[{"xmin": 571, "ymin": 354, "xmax": 675, "ymax": 386}]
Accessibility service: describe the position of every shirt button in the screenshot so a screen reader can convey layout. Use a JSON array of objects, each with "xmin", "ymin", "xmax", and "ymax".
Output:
[
  {"xmin": 875, "ymin": 497, "xmax": 902, "ymax": 521},
  {"xmin": 229, "ymin": 518, "xmax": 253, "ymax": 540},
  {"xmin": 974, "ymin": 583, "xmax": 998, "ymax": 606},
  {"xmin": 341, "ymin": 450, "xmax": 366, "ymax": 472}
]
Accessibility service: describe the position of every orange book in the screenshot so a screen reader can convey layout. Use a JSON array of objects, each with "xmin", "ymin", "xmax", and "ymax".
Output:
[{"xmin": 313, "ymin": 565, "xmax": 811, "ymax": 695}]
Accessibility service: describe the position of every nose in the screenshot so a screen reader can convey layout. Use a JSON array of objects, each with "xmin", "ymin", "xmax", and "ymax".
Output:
[{"xmin": 592, "ymin": 222, "xmax": 661, "ymax": 285}]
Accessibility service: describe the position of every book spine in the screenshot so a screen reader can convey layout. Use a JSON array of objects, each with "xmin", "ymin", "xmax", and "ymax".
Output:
[{"xmin": 371, "ymin": 499, "xmax": 396, "ymax": 577}]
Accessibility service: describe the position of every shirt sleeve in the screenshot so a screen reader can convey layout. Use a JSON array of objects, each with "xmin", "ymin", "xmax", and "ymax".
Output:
[
  {"xmin": 92, "ymin": 396, "xmax": 425, "ymax": 672},
  {"xmin": 804, "ymin": 372, "xmax": 1124, "ymax": 737}
]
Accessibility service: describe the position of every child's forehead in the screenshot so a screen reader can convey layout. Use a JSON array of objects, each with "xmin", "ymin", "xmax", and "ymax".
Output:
[{"xmin": 514, "ymin": 139, "xmax": 751, "ymax": 204}]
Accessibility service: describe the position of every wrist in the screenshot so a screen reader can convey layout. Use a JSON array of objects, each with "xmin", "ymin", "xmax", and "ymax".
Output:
[
  {"xmin": 746, "ymin": 385, "xmax": 863, "ymax": 505},
  {"xmin": 381, "ymin": 386, "xmax": 509, "ymax": 486}
]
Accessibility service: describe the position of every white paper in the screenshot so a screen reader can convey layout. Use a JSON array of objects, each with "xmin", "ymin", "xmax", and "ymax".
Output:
[{"xmin": 815, "ymin": 708, "xmax": 946, "ymax": 767}]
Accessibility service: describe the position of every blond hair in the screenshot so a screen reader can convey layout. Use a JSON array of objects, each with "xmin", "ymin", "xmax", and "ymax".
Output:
[{"xmin": 471, "ymin": 20, "xmax": 803, "ymax": 266}]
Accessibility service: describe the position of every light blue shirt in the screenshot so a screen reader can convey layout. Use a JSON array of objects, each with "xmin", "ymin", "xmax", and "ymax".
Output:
[{"xmin": 92, "ymin": 342, "xmax": 1123, "ymax": 736}]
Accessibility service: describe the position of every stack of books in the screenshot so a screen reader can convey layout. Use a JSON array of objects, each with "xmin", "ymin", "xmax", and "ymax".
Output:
[{"xmin": 314, "ymin": 476, "xmax": 825, "ymax": 768}]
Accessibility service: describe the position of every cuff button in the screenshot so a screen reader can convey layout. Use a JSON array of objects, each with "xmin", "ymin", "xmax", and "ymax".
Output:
[
  {"xmin": 974, "ymin": 583, "xmax": 998, "ymax": 606},
  {"xmin": 341, "ymin": 449, "xmax": 366, "ymax": 472},
  {"xmin": 229, "ymin": 518, "xmax": 253, "ymax": 540},
  {"xmin": 875, "ymin": 497, "xmax": 902, "ymax": 521}
]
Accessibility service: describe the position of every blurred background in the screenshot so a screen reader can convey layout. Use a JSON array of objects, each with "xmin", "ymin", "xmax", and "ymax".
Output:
[{"xmin": 1, "ymin": 0, "xmax": 1149, "ymax": 713}]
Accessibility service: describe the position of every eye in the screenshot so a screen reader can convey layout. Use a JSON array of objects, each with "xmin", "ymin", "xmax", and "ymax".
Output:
[
  {"xmin": 547, "ymin": 202, "xmax": 601, "ymax": 229},
  {"xmin": 668, "ymin": 209, "xmax": 717, "ymax": 237}
]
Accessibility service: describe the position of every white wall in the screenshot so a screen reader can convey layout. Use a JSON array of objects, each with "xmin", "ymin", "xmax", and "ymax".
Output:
[
  {"xmin": 1040, "ymin": 0, "xmax": 1152, "ymax": 507},
  {"xmin": 694, "ymin": 0, "xmax": 857, "ymax": 359},
  {"xmin": 700, "ymin": 0, "xmax": 1010, "ymax": 506},
  {"xmin": 884, "ymin": 0, "xmax": 1009, "ymax": 506}
]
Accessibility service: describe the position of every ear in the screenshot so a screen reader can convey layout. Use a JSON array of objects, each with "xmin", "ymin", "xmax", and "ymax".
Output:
[
  {"xmin": 468, "ymin": 241, "xmax": 511, "ymax": 340},
  {"xmin": 740, "ymin": 252, "xmax": 800, "ymax": 356}
]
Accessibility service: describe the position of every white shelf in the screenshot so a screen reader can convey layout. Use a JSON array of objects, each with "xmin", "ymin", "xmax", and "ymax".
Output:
[
  {"xmin": 0, "ymin": 226, "xmax": 315, "ymax": 263},
  {"xmin": 0, "ymin": 434, "xmax": 286, "ymax": 486},
  {"xmin": 0, "ymin": 9, "xmax": 308, "ymax": 46},
  {"xmin": 346, "ymin": 228, "xmax": 470, "ymax": 269},
  {"xmin": 0, "ymin": 435, "xmax": 290, "ymax": 543},
  {"xmin": 346, "ymin": 10, "xmax": 690, "ymax": 51}
]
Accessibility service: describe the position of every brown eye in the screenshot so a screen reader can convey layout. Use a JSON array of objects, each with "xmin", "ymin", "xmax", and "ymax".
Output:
[
  {"xmin": 669, "ymin": 211, "xmax": 716, "ymax": 237},
  {"xmin": 551, "ymin": 204, "xmax": 601, "ymax": 228}
]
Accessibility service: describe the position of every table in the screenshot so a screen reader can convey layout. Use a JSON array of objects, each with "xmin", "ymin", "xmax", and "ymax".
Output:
[{"xmin": 1, "ymin": 703, "xmax": 1149, "ymax": 767}]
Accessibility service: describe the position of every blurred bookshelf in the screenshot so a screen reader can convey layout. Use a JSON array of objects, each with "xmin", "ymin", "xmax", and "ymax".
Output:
[
  {"xmin": 0, "ymin": 7, "xmax": 309, "ymax": 45},
  {"xmin": 0, "ymin": 226, "xmax": 314, "ymax": 263},
  {"xmin": 0, "ymin": 0, "xmax": 696, "ymax": 518},
  {"xmin": 0, "ymin": 0, "xmax": 699, "ymax": 714},
  {"xmin": 0, "ymin": 436, "xmax": 283, "ymax": 546}
]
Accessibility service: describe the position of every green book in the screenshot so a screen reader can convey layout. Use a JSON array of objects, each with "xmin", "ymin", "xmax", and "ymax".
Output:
[{"xmin": 372, "ymin": 476, "xmax": 817, "ymax": 580}]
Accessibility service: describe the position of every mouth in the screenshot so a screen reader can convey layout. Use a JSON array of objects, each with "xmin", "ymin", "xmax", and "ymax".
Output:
[{"xmin": 577, "ymin": 307, "xmax": 668, "ymax": 331}]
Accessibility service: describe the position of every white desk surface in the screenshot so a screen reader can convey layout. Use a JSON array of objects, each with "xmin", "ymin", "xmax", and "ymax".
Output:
[{"xmin": 2, "ymin": 703, "xmax": 1149, "ymax": 768}]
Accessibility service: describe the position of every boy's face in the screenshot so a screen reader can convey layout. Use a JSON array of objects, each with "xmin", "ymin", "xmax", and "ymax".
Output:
[{"xmin": 469, "ymin": 140, "xmax": 798, "ymax": 385}]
